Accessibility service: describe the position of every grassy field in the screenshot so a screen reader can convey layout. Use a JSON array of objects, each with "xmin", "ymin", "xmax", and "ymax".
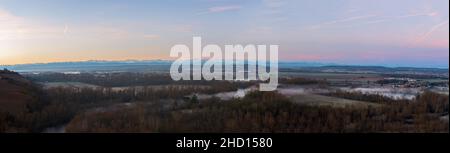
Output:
[{"xmin": 288, "ymin": 93, "xmax": 381, "ymax": 108}]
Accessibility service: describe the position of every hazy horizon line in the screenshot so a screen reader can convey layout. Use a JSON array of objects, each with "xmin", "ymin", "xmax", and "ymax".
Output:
[{"xmin": 1, "ymin": 59, "xmax": 448, "ymax": 69}]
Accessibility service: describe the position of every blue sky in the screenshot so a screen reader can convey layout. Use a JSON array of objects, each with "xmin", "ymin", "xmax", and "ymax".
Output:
[{"xmin": 0, "ymin": 0, "xmax": 448, "ymax": 68}]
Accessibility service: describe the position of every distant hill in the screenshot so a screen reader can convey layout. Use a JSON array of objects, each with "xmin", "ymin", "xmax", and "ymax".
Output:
[
  {"xmin": 1, "ymin": 60, "xmax": 448, "ymax": 77},
  {"xmin": 311, "ymin": 65, "xmax": 449, "ymax": 74},
  {"xmin": 2, "ymin": 60, "xmax": 172, "ymax": 73}
]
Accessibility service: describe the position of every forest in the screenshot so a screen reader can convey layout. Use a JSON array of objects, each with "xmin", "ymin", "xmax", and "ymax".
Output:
[
  {"xmin": 64, "ymin": 90, "xmax": 449, "ymax": 133},
  {"xmin": 0, "ymin": 71, "xmax": 448, "ymax": 133},
  {"xmin": 0, "ymin": 79, "xmax": 252, "ymax": 132}
]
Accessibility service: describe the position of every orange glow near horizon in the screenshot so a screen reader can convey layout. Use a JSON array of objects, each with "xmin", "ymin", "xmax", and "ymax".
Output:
[{"xmin": 0, "ymin": 49, "xmax": 170, "ymax": 65}]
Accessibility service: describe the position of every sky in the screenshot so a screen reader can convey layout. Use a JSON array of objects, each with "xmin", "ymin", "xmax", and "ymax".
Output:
[{"xmin": 0, "ymin": 0, "xmax": 448, "ymax": 68}]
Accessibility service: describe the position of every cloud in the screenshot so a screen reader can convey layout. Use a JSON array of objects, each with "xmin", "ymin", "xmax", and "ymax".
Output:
[
  {"xmin": 0, "ymin": 9, "xmax": 135, "ymax": 41},
  {"xmin": 325, "ymin": 15, "xmax": 377, "ymax": 24},
  {"xmin": 345, "ymin": 8, "xmax": 360, "ymax": 14},
  {"xmin": 364, "ymin": 19, "xmax": 390, "ymax": 24},
  {"xmin": 0, "ymin": 9, "xmax": 69, "ymax": 40},
  {"xmin": 363, "ymin": 11, "xmax": 441, "ymax": 25},
  {"xmin": 263, "ymin": 0, "xmax": 286, "ymax": 8},
  {"xmin": 397, "ymin": 11, "xmax": 439, "ymax": 18},
  {"xmin": 262, "ymin": 0, "xmax": 286, "ymax": 15},
  {"xmin": 260, "ymin": 0, "xmax": 289, "ymax": 23},
  {"xmin": 202, "ymin": 5, "xmax": 242, "ymax": 14},
  {"xmin": 0, "ymin": 10, "xmax": 16, "ymax": 23},
  {"xmin": 310, "ymin": 11, "xmax": 442, "ymax": 30},
  {"xmin": 416, "ymin": 20, "xmax": 449, "ymax": 42},
  {"xmin": 64, "ymin": 24, "xmax": 69, "ymax": 35},
  {"xmin": 311, "ymin": 15, "xmax": 377, "ymax": 29},
  {"xmin": 0, "ymin": 9, "xmax": 25, "ymax": 40}
]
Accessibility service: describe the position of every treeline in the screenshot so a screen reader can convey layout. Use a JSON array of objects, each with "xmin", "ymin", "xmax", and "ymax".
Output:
[
  {"xmin": 376, "ymin": 79, "xmax": 408, "ymax": 85},
  {"xmin": 27, "ymin": 72, "xmax": 173, "ymax": 87},
  {"xmin": 0, "ymin": 82, "xmax": 70, "ymax": 132},
  {"xmin": 324, "ymin": 90, "xmax": 411, "ymax": 104},
  {"xmin": 382, "ymin": 73, "xmax": 448, "ymax": 80},
  {"xmin": 0, "ymin": 82, "xmax": 245, "ymax": 132},
  {"xmin": 279, "ymin": 77, "xmax": 327, "ymax": 85},
  {"xmin": 65, "ymin": 91, "xmax": 449, "ymax": 133},
  {"xmin": 26, "ymin": 72, "xmax": 255, "ymax": 88}
]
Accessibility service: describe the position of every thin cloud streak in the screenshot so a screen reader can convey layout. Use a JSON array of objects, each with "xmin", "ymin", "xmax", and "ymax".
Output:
[
  {"xmin": 198, "ymin": 5, "xmax": 242, "ymax": 15},
  {"xmin": 263, "ymin": 0, "xmax": 286, "ymax": 8},
  {"xmin": 311, "ymin": 15, "xmax": 377, "ymax": 29},
  {"xmin": 310, "ymin": 11, "xmax": 442, "ymax": 29},
  {"xmin": 63, "ymin": 24, "xmax": 69, "ymax": 35},
  {"xmin": 416, "ymin": 20, "xmax": 449, "ymax": 42}
]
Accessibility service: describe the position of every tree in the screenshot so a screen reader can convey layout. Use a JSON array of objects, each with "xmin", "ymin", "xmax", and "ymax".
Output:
[{"xmin": 190, "ymin": 95, "xmax": 199, "ymax": 104}]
